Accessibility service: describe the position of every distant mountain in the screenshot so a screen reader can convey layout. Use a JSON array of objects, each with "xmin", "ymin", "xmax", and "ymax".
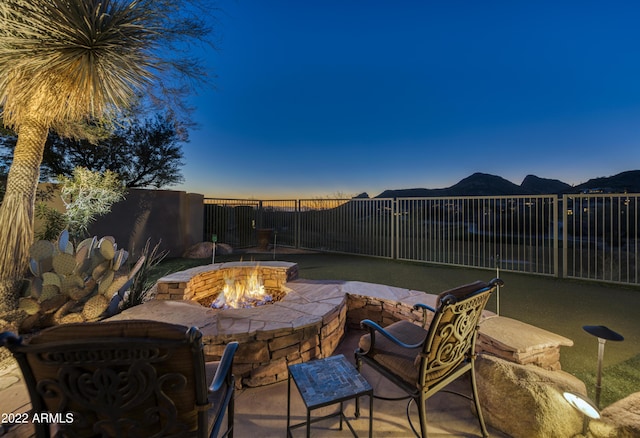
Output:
[
  {"xmin": 575, "ymin": 170, "xmax": 640, "ymax": 194},
  {"xmin": 376, "ymin": 173, "xmax": 526, "ymax": 198},
  {"xmin": 374, "ymin": 170, "xmax": 640, "ymax": 198},
  {"xmin": 446, "ymin": 173, "xmax": 525, "ymax": 196},
  {"xmin": 520, "ymin": 175, "xmax": 572, "ymax": 194}
]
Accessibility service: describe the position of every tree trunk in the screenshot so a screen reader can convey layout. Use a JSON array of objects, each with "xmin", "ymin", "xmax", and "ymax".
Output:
[{"xmin": 0, "ymin": 119, "xmax": 48, "ymax": 313}]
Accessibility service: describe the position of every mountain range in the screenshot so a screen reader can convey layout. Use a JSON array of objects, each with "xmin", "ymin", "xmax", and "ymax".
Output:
[{"xmin": 373, "ymin": 170, "xmax": 640, "ymax": 198}]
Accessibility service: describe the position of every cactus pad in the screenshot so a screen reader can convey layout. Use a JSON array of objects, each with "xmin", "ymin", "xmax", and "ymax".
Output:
[
  {"xmin": 104, "ymin": 275, "xmax": 131, "ymax": 298},
  {"xmin": 92, "ymin": 261, "xmax": 111, "ymax": 282},
  {"xmin": 82, "ymin": 295, "xmax": 109, "ymax": 321},
  {"xmin": 29, "ymin": 240, "xmax": 55, "ymax": 261},
  {"xmin": 66, "ymin": 286, "xmax": 91, "ymax": 301},
  {"xmin": 99, "ymin": 239, "xmax": 116, "ymax": 260},
  {"xmin": 24, "ymin": 232, "xmax": 137, "ymax": 329},
  {"xmin": 40, "ymin": 294, "xmax": 69, "ymax": 314},
  {"xmin": 57, "ymin": 229, "xmax": 69, "ymax": 253},
  {"xmin": 64, "ymin": 241, "xmax": 74, "ymax": 255},
  {"xmin": 42, "ymin": 272, "xmax": 62, "ymax": 288},
  {"xmin": 18, "ymin": 297, "xmax": 40, "ymax": 315},
  {"xmin": 52, "ymin": 253, "xmax": 76, "ymax": 276},
  {"xmin": 40, "ymin": 257, "xmax": 54, "ymax": 274},
  {"xmin": 29, "ymin": 259, "xmax": 41, "ymax": 277},
  {"xmin": 76, "ymin": 237, "xmax": 97, "ymax": 255},
  {"xmin": 111, "ymin": 249, "xmax": 128, "ymax": 271},
  {"xmin": 60, "ymin": 275, "xmax": 86, "ymax": 300},
  {"xmin": 98, "ymin": 271, "xmax": 115, "ymax": 295},
  {"xmin": 75, "ymin": 244, "xmax": 89, "ymax": 265},
  {"xmin": 30, "ymin": 277, "xmax": 43, "ymax": 299},
  {"xmin": 53, "ymin": 300, "xmax": 77, "ymax": 323},
  {"xmin": 38, "ymin": 284, "xmax": 60, "ymax": 302},
  {"xmin": 59, "ymin": 313, "xmax": 85, "ymax": 324},
  {"xmin": 61, "ymin": 275, "xmax": 85, "ymax": 294}
]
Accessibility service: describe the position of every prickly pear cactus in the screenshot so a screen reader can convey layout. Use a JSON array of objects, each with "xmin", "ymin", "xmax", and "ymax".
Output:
[{"xmin": 19, "ymin": 229, "xmax": 144, "ymax": 331}]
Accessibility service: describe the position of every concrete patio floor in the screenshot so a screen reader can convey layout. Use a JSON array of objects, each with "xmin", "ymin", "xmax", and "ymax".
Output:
[
  {"xmin": 235, "ymin": 328, "xmax": 509, "ymax": 437},
  {"xmin": 0, "ymin": 327, "xmax": 509, "ymax": 438}
]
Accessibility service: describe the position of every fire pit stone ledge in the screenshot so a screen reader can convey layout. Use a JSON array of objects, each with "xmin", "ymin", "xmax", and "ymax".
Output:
[
  {"xmin": 112, "ymin": 261, "xmax": 434, "ymax": 388},
  {"xmin": 108, "ymin": 266, "xmax": 571, "ymax": 390}
]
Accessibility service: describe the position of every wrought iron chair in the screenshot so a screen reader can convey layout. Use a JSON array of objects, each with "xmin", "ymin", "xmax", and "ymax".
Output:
[
  {"xmin": 355, "ymin": 278, "xmax": 503, "ymax": 437},
  {"xmin": 1, "ymin": 320, "xmax": 238, "ymax": 438}
]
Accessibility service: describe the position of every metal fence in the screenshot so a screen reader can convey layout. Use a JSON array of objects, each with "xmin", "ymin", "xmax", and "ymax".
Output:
[
  {"xmin": 204, "ymin": 194, "xmax": 640, "ymax": 286},
  {"xmin": 563, "ymin": 193, "xmax": 639, "ymax": 284},
  {"xmin": 396, "ymin": 196, "xmax": 558, "ymax": 275}
]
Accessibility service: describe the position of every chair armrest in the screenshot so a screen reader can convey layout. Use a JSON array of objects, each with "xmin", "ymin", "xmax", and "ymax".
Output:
[
  {"xmin": 412, "ymin": 303, "xmax": 435, "ymax": 329},
  {"xmin": 360, "ymin": 319, "xmax": 425, "ymax": 350},
  {"xmin": 209, "ymin": 341, "xmax": 239, "ymax": 392},
  {"xmin": 0, "ymin": 332, "xmax": 21, "ymax": 348},
  {"xmin": 490, "ymin": 278, "xmax": 504, "ymax": 287},
  {"xmin": 413, "ymin": 303, "xmax": 436, "ymax": 313}
]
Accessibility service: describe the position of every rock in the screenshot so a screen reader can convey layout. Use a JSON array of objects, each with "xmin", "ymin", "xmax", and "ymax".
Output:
[
  {"xmin": 478, "ymin": 316, "xmax": 574, "ymax": 370},
  {"xmin": 182, "ymin": 242, "xmax": 233, "ymax": 259},
  {"xmin": 476, "ymin": 354, "xmax": 587, "ymax": 438},
  {"xmin": 599, "ymin": 392, "xmax": 640, "ymax": 437},
  {"xmin": 216, "ymin": 243, "xmax": 233, "ymax": 255}
]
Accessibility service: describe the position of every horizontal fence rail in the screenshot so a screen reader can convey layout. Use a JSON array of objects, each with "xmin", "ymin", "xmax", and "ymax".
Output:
[{"xmin": 204, "ymin": 193, "xmax": 640, "ymax": 286}]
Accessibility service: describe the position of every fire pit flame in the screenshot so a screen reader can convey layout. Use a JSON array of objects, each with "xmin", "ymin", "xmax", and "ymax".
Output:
[{"xmin": 211, "ymin": 266, "xmax": 273, "ymax": 309}]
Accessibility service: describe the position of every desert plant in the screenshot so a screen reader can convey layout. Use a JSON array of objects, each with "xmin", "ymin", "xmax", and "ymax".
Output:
[
  {"xmin": 121, "ymin": 239, "xmax": 168, "ymax": 310},
  {"xmin": 34, "ymin": 203, "xmax": 66, "ymax": 242},
  {"xmin": 58, "ymin": 168, "xmax": 126, "ymax": 241},
  {"xmin": 20, "ymin": 230, "xmax": 144, "ymax": 331},
  {"xmin": 33, "ymin": 168, "xmax": 125, "ymax": 242},
  {"xmin": 0, "ymin": 0, "xmax": 214, "ymax": 313}
]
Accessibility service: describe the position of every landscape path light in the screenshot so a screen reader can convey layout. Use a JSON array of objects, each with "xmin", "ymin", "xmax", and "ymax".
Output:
[
  {"xmin": 582, "ymin": 325, "xmax": 624, "ymax": 408},
  {"xmin": 563, "ymin": 391, "xmax": 600, "ymax": 436},
  {"xmin": 212, "ymin": 234, "xmax": 217, "ymax": 265}
]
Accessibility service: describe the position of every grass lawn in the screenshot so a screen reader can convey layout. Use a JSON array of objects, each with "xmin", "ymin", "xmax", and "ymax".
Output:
[{"xmin": 150, "ymin": 252, "xmax": 640, "ymax": 409}]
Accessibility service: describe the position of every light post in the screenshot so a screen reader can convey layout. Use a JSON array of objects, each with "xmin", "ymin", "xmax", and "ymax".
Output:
[
  {"xmin": 212, "ymin": 234, "xmax": 217, "ymax": 265},
  {"xmin": 563, "ymin": 391, "xmax": 600, "ymax": 436},
  {"xmin": 582, "ymin": 325, "xmax": 624, "ymax": 408}
]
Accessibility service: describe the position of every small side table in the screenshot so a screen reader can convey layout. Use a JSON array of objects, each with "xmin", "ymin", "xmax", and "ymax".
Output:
[{"xmin": 287, "ymin": 354, "xmax": 373, "ymax": 438}]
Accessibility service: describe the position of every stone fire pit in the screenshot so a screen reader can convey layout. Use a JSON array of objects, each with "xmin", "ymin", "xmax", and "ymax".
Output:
[{"xmin": 109, "ymin": 261, "xmax": 573, "ymax": 389}]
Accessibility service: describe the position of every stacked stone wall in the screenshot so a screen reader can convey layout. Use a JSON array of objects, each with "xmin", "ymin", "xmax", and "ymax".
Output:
[
  {"xmin": 346, "ymin": 294, "xmax": 426, "ymax": 328},
  {"xmin": 203, "ymin": 299, "xmax": 347, "ymax": 388},
  {"xmin": 149, "ymin": 268, "xmax": 572, "ymax": 387},
  {"xmin": 155, "ymin": 262, "xmax": 298, "ymax": 302}
]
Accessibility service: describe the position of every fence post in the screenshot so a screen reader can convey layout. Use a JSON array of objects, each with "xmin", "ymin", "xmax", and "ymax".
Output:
[
  {"xmin": 393, "ymin": 198, "xmax": 398, "ymax": 260},
  {"xmin": 296, "ymin": 199, "xmax": 300, "ymax": 249},
  {"xmin": 562, "ymin": 194, "xmax": 568, "ymax": 279},
  {"xmin": 553, "ymin": 195, "xmax": 559, "ymax": 277}
]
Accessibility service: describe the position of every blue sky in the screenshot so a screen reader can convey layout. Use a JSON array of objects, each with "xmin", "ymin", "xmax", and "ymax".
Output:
[{"xmin": 178, "ymin": 0, "xmax": 640, "ymax": 199}]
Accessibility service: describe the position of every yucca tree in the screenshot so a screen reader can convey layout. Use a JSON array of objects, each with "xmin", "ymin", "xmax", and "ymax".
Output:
[{"xmin": 0, "ymin": 0, "xmax": 212, "ymax": 313}]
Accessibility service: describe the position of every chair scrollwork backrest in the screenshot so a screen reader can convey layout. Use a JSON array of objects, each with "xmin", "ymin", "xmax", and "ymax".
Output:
[
  {"xmin": 419, "ymin": 287, "xmax": 493, "ymax": 389},
  {"xmin": 8, "ymin": 321, "xmax": 210, "ymax": 437}
]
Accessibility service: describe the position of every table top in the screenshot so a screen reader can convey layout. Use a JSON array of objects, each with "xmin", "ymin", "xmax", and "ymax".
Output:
[{"xmin": 288, "ymin": 354, "xmax": 373, "ymax": 410}]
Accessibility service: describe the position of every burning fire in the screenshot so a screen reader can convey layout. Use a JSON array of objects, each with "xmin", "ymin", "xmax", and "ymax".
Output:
[{"xmin": 211, "ymin": 266, "xmax": 273, "ymax": 309}]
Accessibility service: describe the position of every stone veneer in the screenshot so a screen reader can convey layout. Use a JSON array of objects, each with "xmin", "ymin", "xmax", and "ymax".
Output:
[
  {"xmin": 154, "ymin": 261, "xmax": 299, "ymax": 304},
  {"xmin": 110, "ymin": 262, "xmax": 573, "ymax": 388}
]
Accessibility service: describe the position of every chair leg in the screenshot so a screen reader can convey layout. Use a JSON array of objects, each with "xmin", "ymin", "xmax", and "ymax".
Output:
[
  {"xmin": 227, "ymin": 391, "xmax": 235, "ymax": 438},
  {"xmin": 470, "ymin": 367, "xmax": 488, "ymax": 438},
  {"xmin": 418, "ymin": 395, "xmax": 428, "ymax": 438},
  {"xmin": 354, "ymin": 355, "xmax": 361, "ymax": 417}
]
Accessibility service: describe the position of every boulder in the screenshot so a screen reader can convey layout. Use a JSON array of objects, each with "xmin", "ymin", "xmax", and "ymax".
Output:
[
  {"xmin": 599, "ymin": 392, "xmax": 640, "ymax": 437},
  {"xmin": 476, "ymin": 354, "xmax": 587, "ymax": 438},
  {"xmin": 182, "ymin": 242, "xmax": 233, "ymax": 259}
]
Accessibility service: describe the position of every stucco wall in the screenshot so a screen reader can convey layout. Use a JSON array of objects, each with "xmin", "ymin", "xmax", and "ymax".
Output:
[{"xmin": 36, "ymin": 184, "xmax": 203, "ymax": 258}]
